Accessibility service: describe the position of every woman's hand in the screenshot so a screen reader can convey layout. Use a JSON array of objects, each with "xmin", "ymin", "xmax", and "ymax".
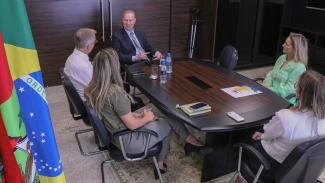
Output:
[
  {"xmin": 133, "ymin": 112, "xmax": 144, "ymax": 118},
  {"xmin": 261, "ymin": 83, "xmax": 268, "ymax": 87},
  {"xmin": 143, "ymin": 108, "xmax": 157, "ymax": 121},
  {"xmin": 252, "ymin": 131, "xmax": 263, "ymax": 141},
  {"xmin": 121, "ymin": 108, "xmax": 157, "ymax": 130}
]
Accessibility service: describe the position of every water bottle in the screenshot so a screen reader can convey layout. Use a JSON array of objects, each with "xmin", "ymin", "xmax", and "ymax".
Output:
[
  {"xmin": 166, "ymin": 52, "xmax": 173, "ymax": 74},
  {"xmin": 160, "ymin": 59, "xmax": 167, "ymax": 84}
]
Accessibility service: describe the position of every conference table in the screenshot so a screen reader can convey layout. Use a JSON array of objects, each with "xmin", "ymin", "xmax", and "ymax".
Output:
[{"xmin": 126, "ymin": 59, "xmax": 289, "ymax": 181}]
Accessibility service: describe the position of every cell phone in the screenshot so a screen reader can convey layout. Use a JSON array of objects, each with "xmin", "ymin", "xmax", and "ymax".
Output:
[{"xmin": 190, "ymin": 102, "xmax": 208, "ymax": 110}]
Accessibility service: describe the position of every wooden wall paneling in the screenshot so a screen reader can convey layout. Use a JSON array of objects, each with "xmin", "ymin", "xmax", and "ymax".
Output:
[
  {"xmin": 290, "ymin": 0, "xmax": 325, "ymax": 31},
  {"xmin": 170, "ymin": 0, "xmax": 200, "ymax": 58},
  {"xmin": 281, "ymin": 0, "xmax": 325, "ymax": 74},
  {"xmin": 25, "ymin": 0, "xmax": 106, "ymax": 86},
  {"xmin": 25, "ymin": 0, "xmax": 203, "ymax": 85},
  {"xmin": 194, "ymin": 0, "xmax": 219, "ymax": 62},
  {"xmin": 110, "ymin": 0, "xmax": 170, "ymax": 55}
]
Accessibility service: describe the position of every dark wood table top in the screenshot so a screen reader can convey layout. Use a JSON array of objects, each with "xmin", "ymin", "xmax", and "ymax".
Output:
[{"xmin": 126, "ymin": 60, "xmax": 290, "ymax": 132}]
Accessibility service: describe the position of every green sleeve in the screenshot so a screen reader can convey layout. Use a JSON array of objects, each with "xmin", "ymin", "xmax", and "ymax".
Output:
[
  {"xmin": 269, "ymin": 63, "xmax": 306, "ymax": 98},
  {"xmin": 263, "ymin": 70, "xmax": 273, "ymax": 87},
  {"xmin": 263, "ymin": 55, "xmax": 285, "ymax": 87}
]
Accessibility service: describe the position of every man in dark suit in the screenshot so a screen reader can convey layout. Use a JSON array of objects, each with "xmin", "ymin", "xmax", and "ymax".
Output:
[{"xmin": 112, "ymin": 9, "xmax": 163, "ymax": 67}]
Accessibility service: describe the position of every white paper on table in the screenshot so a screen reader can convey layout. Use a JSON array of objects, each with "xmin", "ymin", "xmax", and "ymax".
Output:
[{"xmin": 221, "ymin": 86, "xmax": 262, "ymax": 98}]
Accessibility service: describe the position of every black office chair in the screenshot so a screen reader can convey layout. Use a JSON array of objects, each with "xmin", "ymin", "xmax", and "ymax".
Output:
[
  {"xmin": 59, "ymin": 68, "xmax": 103, "ymax": 157},
  {"xmin": 126, "ymin": 76, "xmax": 144, "ymax": 98},
  {"xmin": 119, "ymin": 64, "xmax": 146, "ymax": 110},
  {"xmin": 232, "ymin": 136, "xmax": 325, "ymax": 183},
  {"xmin": 59, "ymin": 68, "xmax": 89, "ymax": 122},
  {"xmin": 82, "ymin": 105, "xmax": 164, "ymax": 183},
  {"xmin": 217, "ymin": 45, "xmax": 239, "ymax": 71}
]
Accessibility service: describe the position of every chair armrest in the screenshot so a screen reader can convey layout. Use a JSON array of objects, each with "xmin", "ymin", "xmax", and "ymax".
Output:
[
  {"xmin": 123, "ymin": 82, "xmax": 131, "ymax": 93},
  {"xmin": 285, "ymin": 93, "xmax": 296, "ymax": 101},
  {"xmin": 59, "ymin": 67, "xmax": 64, "ymax": 79},
  {"xmin": 233, "ymin": 143, "xmax": 271, "ymax": 170},
  {"xmin": 113, "ymin": 128, "xmax": 159, "ymax": 161},
  {"xmin": 113, "ymin": 128, "xmax": 158, "ymax": 138}
]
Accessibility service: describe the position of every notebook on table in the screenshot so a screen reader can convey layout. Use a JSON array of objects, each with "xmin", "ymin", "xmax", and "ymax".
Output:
[{"xmin": 180, "ymin": 102, "xmax": 211, "ymax": 116}]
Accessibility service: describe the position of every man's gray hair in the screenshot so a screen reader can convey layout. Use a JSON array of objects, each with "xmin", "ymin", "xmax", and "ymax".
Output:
[{"xmin": 74, "ymin": 28, "xmax": 97, "ymax": 49}]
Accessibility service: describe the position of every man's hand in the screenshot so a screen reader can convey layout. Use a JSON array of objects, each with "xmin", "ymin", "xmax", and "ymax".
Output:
[
  {"xmin": 153, "ymin": 51, "xmax": 162, "ymax": 61},
  {"xmin": 252, "ymin": 131, "xmax": 263, "ymax": 141},
  {"xmin": 135, "ymin": 52, "xmax": 150, "ymax": 61}
]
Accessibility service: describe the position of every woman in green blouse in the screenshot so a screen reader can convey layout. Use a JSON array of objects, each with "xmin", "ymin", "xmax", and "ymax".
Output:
[{"xmin": 263, "ymin": 32, "xmax": 308, "ymax": 104}]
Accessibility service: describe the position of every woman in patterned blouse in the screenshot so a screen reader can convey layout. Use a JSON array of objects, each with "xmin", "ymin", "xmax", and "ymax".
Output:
[{"xmin": 263, "ymin": 32, "xmax": 308, "ymax": 104}]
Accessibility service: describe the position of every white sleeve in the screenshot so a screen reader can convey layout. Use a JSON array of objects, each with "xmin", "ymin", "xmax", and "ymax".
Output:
[
  {"xmin": 261, "ymin": 114, "xmax": 284, "ymax": 140},
  {"xmin": 78, "ymin": 64, "xmax": 93, "ymax": 87}
]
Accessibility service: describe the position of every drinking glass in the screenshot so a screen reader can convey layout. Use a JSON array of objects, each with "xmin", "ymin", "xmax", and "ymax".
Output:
[{"xmin": 149, "ymin": 63, "xmax": 159, "ymax": 80}]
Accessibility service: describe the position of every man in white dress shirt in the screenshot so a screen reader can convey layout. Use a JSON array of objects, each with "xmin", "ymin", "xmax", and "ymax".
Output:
[{"xmin": 64, "ymin": 28, "xmax": 97, "ymax": 101}]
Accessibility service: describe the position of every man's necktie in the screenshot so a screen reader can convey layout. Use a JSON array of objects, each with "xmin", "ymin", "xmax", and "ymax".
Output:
[{"xmin": 130, "ymin": 32, "xmax": 145, "ymax": 52}]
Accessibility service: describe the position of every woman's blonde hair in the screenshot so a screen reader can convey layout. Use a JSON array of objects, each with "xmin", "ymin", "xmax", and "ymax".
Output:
[
  {"xmin": 85, "ymin": 48, "xmax": 124, "ymax": 115},
  {"xmin": 289, "ymin": 32, "xmax": 308, "ymax": 66},
  {"xmin": 295, "ymin": 70, "xmax": 325, "ymax": 119}
]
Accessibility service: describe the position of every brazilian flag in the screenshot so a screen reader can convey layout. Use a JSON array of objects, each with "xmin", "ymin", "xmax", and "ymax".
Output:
[{"xmin": 0, "ymin": 1, "xmax": 66, "ymax": 182}]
